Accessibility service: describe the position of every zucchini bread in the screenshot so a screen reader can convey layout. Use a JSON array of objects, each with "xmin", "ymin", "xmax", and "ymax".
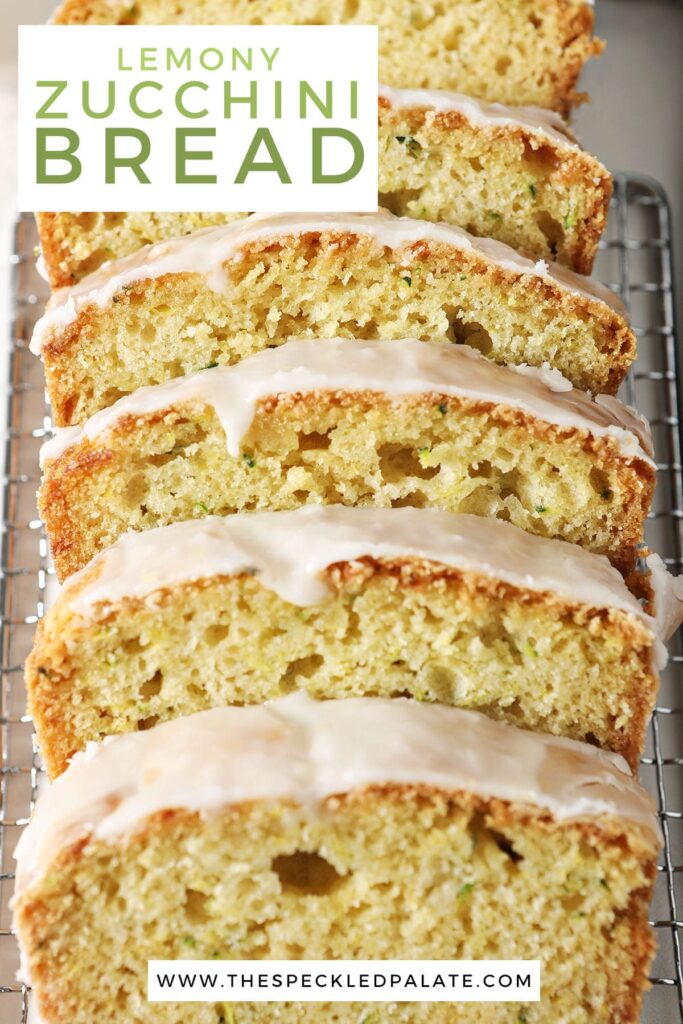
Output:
[
  {"xmin": 38, "ymin": 338, "xmax": 656, "ymax": 582},
  {"xmin": 31, "ymin": 211, "xmax": 634, "ymax": 427},
  {"xmin": 27, "ymin": 506, "xmax": 659, "ymax": 778},
  {"xmin": 13, "ymin": 695, "xmax": 660, "ymax": 1024}
]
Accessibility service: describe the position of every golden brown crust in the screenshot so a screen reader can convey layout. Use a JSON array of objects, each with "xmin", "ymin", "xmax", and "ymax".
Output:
[
  {"xmin": 14, "ymin": 785, "xmax": 657, "ymax": 1024},
  {"xmin": 26, "ymin": 549, "xmax": 657, "ymax": 777},
  {"xmin": 35, "ymin": 213, "xmax": 79, "ymax": 289},
  {"xmin": 38, "ymin": 232, "xmax": 636, "ymax": 428},
  {"xmin": 40, "ymin": 236, "xmax": 631, "ymax": 363},
  {"xmin": 378, "ymin": 97, "xmax": 613, "ymax": 277},
  {"xmin": 38, "ymin": 389, "xmax": 655, "ymax": 582},
  {"xmin": 41, "ymin": 236, "xmax": 633, "ymax": 366},
  {"xmin": 52, "ymin": 0, "xmax": 138, "ymax": 23}
]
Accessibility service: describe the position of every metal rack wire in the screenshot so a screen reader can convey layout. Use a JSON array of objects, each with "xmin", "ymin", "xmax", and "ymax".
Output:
[{"xmin": 0, "ymin": 174, "xmax": 681, "ymax": 1022}]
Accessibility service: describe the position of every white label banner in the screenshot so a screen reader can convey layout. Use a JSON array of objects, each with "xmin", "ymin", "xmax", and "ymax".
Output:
[
  {"xmin": 148, "ymin": 960, "xmax": 541, "ymax": 1003},
  {"xmin": 17, "ymin": 25, "xmax": 378, "ymax": 212}
]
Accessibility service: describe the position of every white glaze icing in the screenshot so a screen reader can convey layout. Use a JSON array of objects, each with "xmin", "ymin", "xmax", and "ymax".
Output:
[
  {"xmin": 38, "ymin": 338, "xmax": 654, "ymax": 469},
  {"xmin": 379, "ymin": 85, "xmax": 582, "ymax": 151},
  {"xmin": 30, "ymin": 210, "xmax": 626, "ymax": 355},
  {"xmin": 61, "ymin": 507, "xmax": 652, "ymax": 631},
  {"xmin": 648, "ymin": 553, "xmax": 683, "ymax": 655},
  {"xmin": 26, "ymin": 1001, "xmax": 44, "ymax": 1024},
  {"xmin": 13, "ymin": 693, "xmax": 661, "ymax": 897},
  {"xmin": 35, "ymin": 252, "xmax": 50, "ymax": 285}
]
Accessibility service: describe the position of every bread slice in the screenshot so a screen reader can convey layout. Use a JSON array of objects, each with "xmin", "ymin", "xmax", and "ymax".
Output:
[
  {"xmin": 38, "ymin": 338, "xmax": 656, "ymax": 582},
  {"xmin": 37, "ymin": 210, "xmax": 244, "ymax": 290},
  {"xmin": 27, "ymin": 506, "xmax": 659, "ymax": 778},
  {"xmin": 379, "ymin": 86, "xmax": 611, "ymax": 275},
  {"xmin": 13, "ymin": 696, "xmax": 660, "ymax": 1024},
  {"xmin": 31, "ymin": 211, "xmax": 634, "ymax": 427},
  {"xmin": 37, "ymin": 88, "xmax": 611, "ymax": 288},
  {"xmin": 51, "ymin": 0, "xmax": 602, "ymax": 115}
]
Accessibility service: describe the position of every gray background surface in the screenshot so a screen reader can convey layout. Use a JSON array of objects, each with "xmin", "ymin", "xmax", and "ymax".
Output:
[{"xmin": 577, "ymin": 0, "xmax": 683, "ymax": 331}]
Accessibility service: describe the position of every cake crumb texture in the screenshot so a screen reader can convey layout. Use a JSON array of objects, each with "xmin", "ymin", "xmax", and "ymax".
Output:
[
  {"xmin": 39, "ymin": 231, "xmax": 634, "ymax": 428},
  {"xmin": 27, "ymin": 552, "xmax": 657, "ymax": 776},
  {"xmin": 14, "ymin": 788, "xmax": 656, "ymax": 1024},
  {"xmin": 39, "ymin": 392, "xmax": 655, "ymax": 581},
  {"xmin": 51, "ymin": 0, "xmax": 603, "ymax": 114}
]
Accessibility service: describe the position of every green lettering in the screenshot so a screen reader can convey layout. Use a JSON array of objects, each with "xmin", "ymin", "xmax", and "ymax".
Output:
[
  {"xmin": 300, "ymin": 82, "xmax": 333, "ymax": 118},
  {"xmin": 312, "ymin": 128, "xmax": 364, "ymax": 184},
  {"xmin": 130, "ymin": 81, "xmax": 162, "ymax": 119},
  {"xmin": 200, "ymin": 48, "xmax": 223, "ymax": 71},
  {"xmin": 167, "ymin": 47, "xmax": 191, "ymax": 70},
  {"xmin": 176, "ymin": 128, "xmax": 216, "ymax": 183},
  {"xmin": 82, "ymin": 81, "xmax": 115, "ymax": 119},
  {"xmin": 176, "ymin": 82, "xmax": 209, "ymax": 119},
  {"xmin": 105, "ymin": 129, "xmax": 151, "ymax": 184},
  {"xmin": 261, "ymin": 47, "xmax": 280, "ymax": 71},
  {"xmin": 117, "ymin": 48, "xmax": 133, "ymax": 71},
  {"xmin": 235, "ymin": 128, "xmax": 291, "ymax": 184},
  {"xmin": 36, "ymin": 128, "xmax": 81, "ymax": 183},
  {"xmin": 35, "ymin": 81, "xmax": 67, "ymax": 119},
  {"xmin": 140, "ymin": 48, "xmax": 157, "ymax": 71},
  {"xmin": 232, "ymin": 49, "xmax": 252, "ymax": 72},
  {"xmin": 224, "ymin": 81, "xmax": 257, "ymax": 118}
]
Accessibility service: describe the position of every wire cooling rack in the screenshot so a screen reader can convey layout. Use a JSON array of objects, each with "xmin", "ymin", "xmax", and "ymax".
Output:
[{"xmin": 0, "ymin": 175, "xmax": 682, "ymax": 1023}]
